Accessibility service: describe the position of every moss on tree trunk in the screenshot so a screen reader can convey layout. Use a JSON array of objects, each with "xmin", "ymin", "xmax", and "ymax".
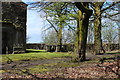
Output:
[
  {"xmin": 56, "ymin": 23, "xmax": 63, "ymax": 52},
  {"xmin": 94, "ymin": 3, "xmax": 105, "ymax": 55},
  {"xmin": 75, "ymin": 2, "xmax": 92, "ymax": 61},
  {"xmin": 74, "ymin": 12, "xmax": 80, "ymax": 58},
  {"xmin": 78, "ymin": 11, "xmax": 90, "ymax": 61}
]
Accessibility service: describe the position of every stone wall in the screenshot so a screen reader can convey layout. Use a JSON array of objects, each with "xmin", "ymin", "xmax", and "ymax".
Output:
[
  {"xmin": 26, "ymin": 43, "xmax": 46, "ymax": 50},
  {"xmin": 26, "ymin": 43, "xmax": 120, "ymax": 52}
]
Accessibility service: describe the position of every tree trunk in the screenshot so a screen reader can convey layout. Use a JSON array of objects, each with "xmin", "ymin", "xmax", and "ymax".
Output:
[
  {"xmin": 118, "ymin": 24, "xmax": 120, "ymax": 50},
  {"xmin": 94, "ymin": 3, "xmax": 105, "ymax": 55},
  {"xmin": 118, "ymin": 4, "xmax": 120, "ymax": 50},
  {"xmin": 74, "ymin": 17, "xmax": 80, "ymax": 58},
  {"xmin": 78, "ymin": 11, "xmax": 92, "ymax": 61},
  {"xmin": 75, "ymin": 2, "xmax": 93, "ymax": 61},
  {"xmin": 56, "ymin": 24, "xmax": 62, "ymax": 52}
]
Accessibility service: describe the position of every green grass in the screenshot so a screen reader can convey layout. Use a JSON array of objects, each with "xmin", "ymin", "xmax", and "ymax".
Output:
[
  {"xmin": 26, "ymin": 49, "xmax": 46, "ymax": 52},
  {"xmin": 27, "ymin": 65, "xmax": 51, "ymax": 73},
  {"xmin": 27, "ymin": 62, "xmax": 80, "ymax": 74},
  {"xmin": 106, "ymin": 52, "xmax": 120, "ymax": 54},
  {"xmin": 1, "ymin": 49, "xmax": 72, "ymax": 63},
  {"xmin": 1, "ymin": 49, "xmax": 74, "ymax": 74}
]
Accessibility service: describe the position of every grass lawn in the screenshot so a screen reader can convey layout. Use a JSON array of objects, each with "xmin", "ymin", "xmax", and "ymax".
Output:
[
  {"xmin": 1, "ymin": 49, "xmax": 72, "ymax": 63},
  {"xmin": 26, "ymin": 49, "xmax": 46, "ymax": 52},
  {"xmin": 1, "ymin": 49, "xmax": 76, "ymax": 74},
  {"xmin": 1, "ymin": 49, "xmax": 120, "ymax": 79}
]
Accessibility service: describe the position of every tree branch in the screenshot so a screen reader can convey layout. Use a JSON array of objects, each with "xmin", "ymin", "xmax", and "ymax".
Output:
[
  {"xmin": 75, "ymin": 2, "xmax": 92, "ymax": 16},
  {"xmin": 43, "ymin": 26, "xmax": 52, "ymax": 31},
  {"xmin": 102, "ymin": 15, "xmax": 120, "ymax": 22},
  {"xmin": 101, "ymin": 1, "xmax": 120, "ymax": 12},
  {"xmin": 105, "ymin": 12, "xmax": 120, "ymax": 17},
  {"xmin": 46, "ymin": 18, "xmax": 58, "ymax": 33}
]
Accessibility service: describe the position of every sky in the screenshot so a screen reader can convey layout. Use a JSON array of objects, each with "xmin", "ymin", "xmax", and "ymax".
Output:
[
  {"xmin": 27, "ymin": 9, "xmax": 44, "ymax": 43},
  {"xmin": 22, "ymin": 0, "xmax": 45, "ymax": 43}
]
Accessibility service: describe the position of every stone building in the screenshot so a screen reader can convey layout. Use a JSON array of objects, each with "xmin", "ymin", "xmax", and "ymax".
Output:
[{"xmin": 2, "ymin": 2, "xmax": 27, "ymax": 54}]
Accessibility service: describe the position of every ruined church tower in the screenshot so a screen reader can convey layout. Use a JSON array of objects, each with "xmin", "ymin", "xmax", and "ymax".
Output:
[{"xmin": 1, "ymin": 1, "xmax": 27, "ymax": 54}]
